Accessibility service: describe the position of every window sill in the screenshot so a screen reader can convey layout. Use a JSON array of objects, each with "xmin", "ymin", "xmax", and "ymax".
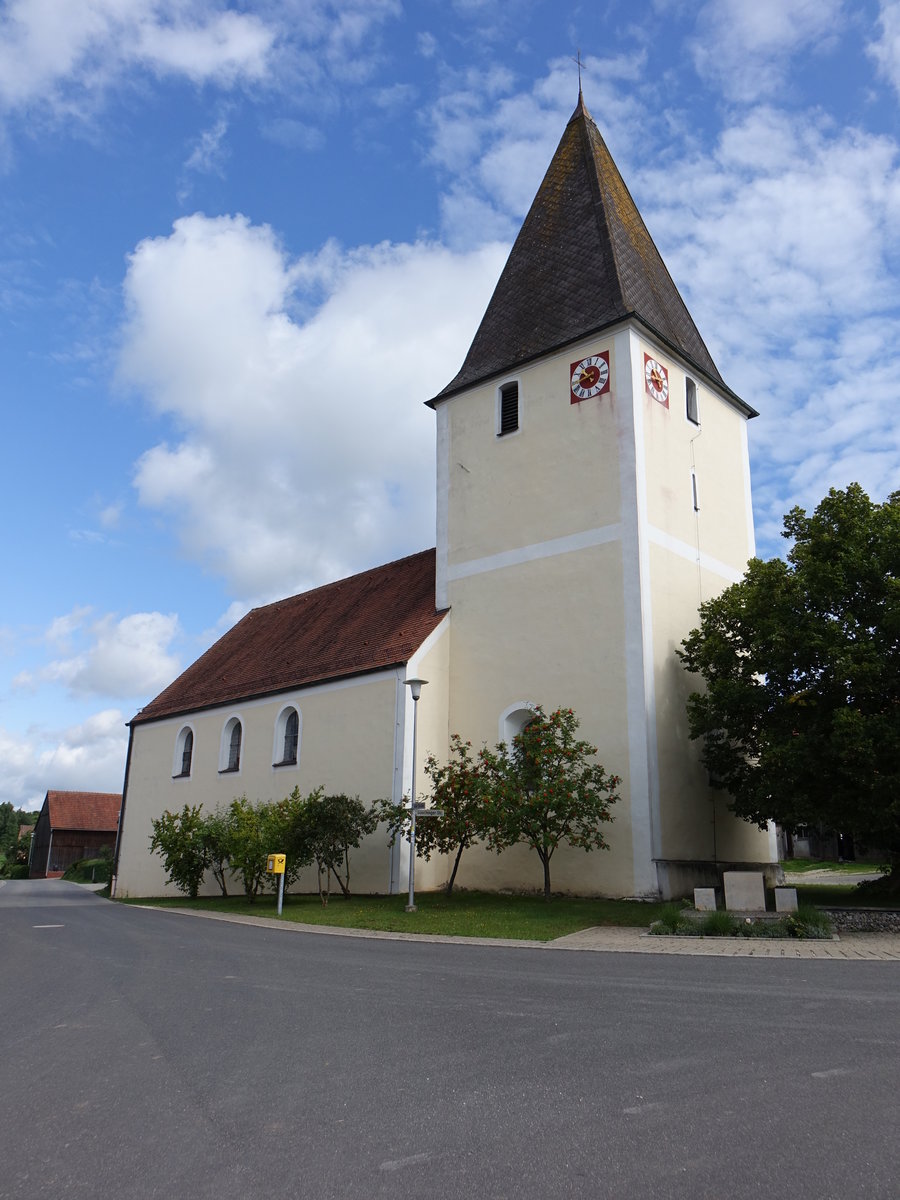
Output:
[
  {"xmin": 272, "ymin": 759, "xmax": 298, "ymax": 769},
  {"xmin": 172, "ymin": 772, "xmax": 191, "ymax": 780},
  {"xmin": 218, "ymin": 766, "xmax": 240, "ymax": 774}
]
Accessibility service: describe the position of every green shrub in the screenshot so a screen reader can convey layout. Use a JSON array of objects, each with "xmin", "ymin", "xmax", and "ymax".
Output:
[
  {"xmin": 778, "ymin": 906, "xmax": 833, "ymax": 939},
  {"xmin": 700, "ymin": 909, "xmax": 738, "ymax": 936},
  {"xmin": 649, "ymin": 902, "xmax": 691, "ymax": 935},
  {"xmin": 62, "ymin": 857, "xmax": 111, "ymax": 884}
]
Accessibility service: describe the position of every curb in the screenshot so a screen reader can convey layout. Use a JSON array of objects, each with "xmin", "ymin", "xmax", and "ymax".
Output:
[{"xmin": 131, "ymin": 904, "xmax": 900, "ymax": 961}]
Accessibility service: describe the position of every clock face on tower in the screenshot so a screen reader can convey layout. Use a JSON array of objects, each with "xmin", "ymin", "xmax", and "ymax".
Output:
[
  {"xmin": 644, "ymin": 354, "xmax": 669, "ymax": 406},
  {"xmin": 570, "ymin": 352, "xmax": 610, "ymax": 403}
]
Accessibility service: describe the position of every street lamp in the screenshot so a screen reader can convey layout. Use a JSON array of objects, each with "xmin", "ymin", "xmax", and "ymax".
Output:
[{"xmin": 404, "ymin": 677, "xmax": 427, "ymax": 912}]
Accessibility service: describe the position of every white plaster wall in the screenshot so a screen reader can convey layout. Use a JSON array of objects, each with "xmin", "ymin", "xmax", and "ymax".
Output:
[
  {"xmin": 635, "ymin": 334, "xmax": 773, "ymax": 868},
  {"xmin": 443, "ymin": 545, "xmax": 639, "ymax": 897},
  {"xmin": 116, "ymin": 672, "xmax": 402, "ymax": 898},
  {"xmin": 438, "ymin": 332, "xmax": 624, "ymax": 571}
]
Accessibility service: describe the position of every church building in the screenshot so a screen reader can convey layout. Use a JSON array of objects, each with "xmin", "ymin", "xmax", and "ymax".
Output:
[{"xmin": 113, "ymin": 94, "xmax": 776, "ymax": 900}]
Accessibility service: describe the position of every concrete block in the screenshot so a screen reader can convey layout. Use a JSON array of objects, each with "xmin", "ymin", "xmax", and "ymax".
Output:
[
  {"xmin": 775, "ymin": 887, "xmax": 799, "ymax": 913},
  {"xmin": 723, "ymin": 871, "xmax": 766, "ymax": 912},
  {"xmin": 694, "ymin": 887, "xmax": 717, "ymax": 912}
]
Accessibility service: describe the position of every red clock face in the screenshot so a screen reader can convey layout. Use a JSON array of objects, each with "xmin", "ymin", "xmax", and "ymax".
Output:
[
  {"xmin": 570, "ymin": 352, "xmax": 610, "ymax": 403},
  {"xmin": 644, "ymin": 354, "xmax": 669, "ymax": 406}
]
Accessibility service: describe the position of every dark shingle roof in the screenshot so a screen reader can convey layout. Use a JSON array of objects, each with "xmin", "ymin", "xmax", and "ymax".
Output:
[
  {"xmin": 133, "ymin": 549, "xmax": 445, "ymax": 725},
  {"xmin": 432, "ymin": 95, "xmax": 737, "ymax": 405},
  {"xmin": 45, "ymin": 791, "xmax": 121, "ymax": 832}
]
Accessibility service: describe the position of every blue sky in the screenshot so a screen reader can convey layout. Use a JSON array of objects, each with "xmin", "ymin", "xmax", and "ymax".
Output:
[{"xmin": 2, "ymin": 0, "xmax": 899, "ymax": 809}]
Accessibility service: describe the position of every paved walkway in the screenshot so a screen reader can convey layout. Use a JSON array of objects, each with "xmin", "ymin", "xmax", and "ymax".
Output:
[{"xmin": 148, "ymin": 905, "xmax": 900, "ymax": 961}]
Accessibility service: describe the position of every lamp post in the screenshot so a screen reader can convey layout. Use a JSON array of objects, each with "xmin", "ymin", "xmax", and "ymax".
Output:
[{"xmin": 404, "ymin": 677, "xmax": 427, "ymax": 912}]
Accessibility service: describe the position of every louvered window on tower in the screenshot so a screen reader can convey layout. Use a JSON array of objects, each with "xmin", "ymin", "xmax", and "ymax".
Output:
[
  {"xmin": 686, "ymin": 377, "xmax": 699, "ymax": 424},
  {"xmin": 499, "ymin": 381, "xmax": 519, "ymax": 435}
]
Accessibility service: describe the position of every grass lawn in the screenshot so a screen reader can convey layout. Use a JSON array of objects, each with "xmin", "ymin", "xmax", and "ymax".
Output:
[
  {"xmin": 119, "ymin": 889, "xmax": 670, "ymax": 941},
  {"xmin": 790, "ymin": 882, "xmax": 898, "ymax": 908},
  {"xmin": 780, "ymin": 859, "xmax": 885, "ymax": 875}
]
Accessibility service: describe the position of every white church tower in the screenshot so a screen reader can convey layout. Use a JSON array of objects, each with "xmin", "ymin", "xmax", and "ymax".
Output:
[{"xmin": 430, "ymin": 93, "xmax": 775, "ymax": 897}]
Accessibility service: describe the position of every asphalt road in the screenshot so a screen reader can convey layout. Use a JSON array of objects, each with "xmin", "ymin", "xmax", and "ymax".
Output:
[{"xmin": 2, "ymin": 879, "xmax": 898, "ymax": 1200}]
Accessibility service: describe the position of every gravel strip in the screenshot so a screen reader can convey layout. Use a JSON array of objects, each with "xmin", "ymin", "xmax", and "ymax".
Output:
[{"xmin": 822, "ymin": 908, "xmax": 900, "ymax": 933}]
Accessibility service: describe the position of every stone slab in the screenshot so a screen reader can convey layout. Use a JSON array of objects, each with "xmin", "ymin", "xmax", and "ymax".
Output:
[
  {"xmin": 775, "ymin": 887, "xmax": 799, "ymax": 912},
  {"xmin": 723, "ymin": 871, "xmax": 766, "ymax": 912},
  {"xmin": 694, "ymin": 887, "xmax": 717, "ymax": 912}
]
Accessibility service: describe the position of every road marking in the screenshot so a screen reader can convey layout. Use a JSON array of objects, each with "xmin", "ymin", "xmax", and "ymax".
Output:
[
  {"xmin": 33, "ymin": 924, "xmax": 65, "ymax": 929},
  {"xmin": 811, "ymin": 1068, "xmax": 851, "ymax": 1079}
]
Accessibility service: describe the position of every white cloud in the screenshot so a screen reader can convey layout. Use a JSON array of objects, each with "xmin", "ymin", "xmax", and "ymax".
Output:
[
  {"xmin": 118, "ymin": 212, "xmax": 507, "ymax": 596},
  {"xmin": 0, "ymin": 0, "xmax": 406, "ymax": 138},
  {"xmin": 45, "ymin": 606, "xmax": 94, "ymax": 650},
  {"xmin": 869, "ymin": 1, "xmax": 900, "ymax": 99},
  {"xmin": 15, "ymin": 610, "xmax": 181, "ymax": 699},
  {"xmin": 262, "ymin": 117, "xmax": 325, "ymax": 151},
  {"xmin": 0, "ymin": 709, "xmax": 128, "ymax": 810},
  {"xmin": 99, "ymin": 502, "xmax": 123, "ymax": 529},
  {"xmin": 0, "ymin": 0, "xmax": 276, "ymax": 114},
  {"xmin": 184, "ymin": 116, "xmax": 229, "ymax": 176},
  {"xmin": 690, "ymin": 0, "xmax": 846, "ymax": 103},
  {"xmin": 638, "ymin": 107, "xmax": 900, "ymax": 548},
  {"xmin": 417, "ymin": 31, "xmax": 437, "ymax": 58}
]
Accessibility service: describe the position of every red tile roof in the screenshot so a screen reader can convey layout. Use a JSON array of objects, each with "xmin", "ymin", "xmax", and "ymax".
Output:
[
  {"xmin": 134, "ymin": 548, "xmax": 446, "ymax": 725},
  {"xmin": 45, "ymin": 791, "xmax": 122, "ymax": 832}
]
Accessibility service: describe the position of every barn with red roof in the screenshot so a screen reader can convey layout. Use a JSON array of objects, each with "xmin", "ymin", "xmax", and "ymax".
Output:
[{"xmin": 30, "ymin": 791, "xmax": 122, "ymax": 878}]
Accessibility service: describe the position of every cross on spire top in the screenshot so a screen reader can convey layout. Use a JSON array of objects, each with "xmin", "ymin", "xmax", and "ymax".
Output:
[{"xmin": 572, "ymin": 49, "xmax": 584, "ymax": 99}]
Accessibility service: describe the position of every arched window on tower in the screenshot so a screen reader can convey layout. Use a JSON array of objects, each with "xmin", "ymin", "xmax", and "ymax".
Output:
[{"xmin": 500, "ymin": 702, "xmax": 538, "ymax": 748}]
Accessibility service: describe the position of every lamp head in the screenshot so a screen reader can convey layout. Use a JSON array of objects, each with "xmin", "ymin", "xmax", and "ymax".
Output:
[{"xmin": 404, "ymin": 677, "xmax": 428, "ymax": 701}]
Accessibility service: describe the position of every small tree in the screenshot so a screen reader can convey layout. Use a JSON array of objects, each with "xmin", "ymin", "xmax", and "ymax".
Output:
[
  {"xmin": 201, "ymin": 807, "xmax": 232, "ymax": 897},
  {"xmin": 225, "ymin": 795, "xmax": 280, "ymax": 902},
  {"xmin": 149, "ymin": 804, "xmax": 210, "ymax": 898},
  {"xmin": 268, "ymin": 787, "xmax": 312, "ymax": 894},
  {"xmin": 292, "ymin": 792, "xmax": 377, "ymax": 905},
  {"xmin": 377, "ymin": 735, "xmax": 487, "ymax": 895},
  {"xmin": 479, "ymin": 707, "xmax": 619, "ymax": 900}
]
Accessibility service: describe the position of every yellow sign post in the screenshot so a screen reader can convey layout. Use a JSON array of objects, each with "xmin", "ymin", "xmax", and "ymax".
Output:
[{"xmin": 266, "ymin": 852, "xmax": 287, "ymax": 914}]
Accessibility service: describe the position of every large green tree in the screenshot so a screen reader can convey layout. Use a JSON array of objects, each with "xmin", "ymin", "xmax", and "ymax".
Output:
[{"xmin": 679, "ymin": 484, "xmax": 900, "ymax": 881}]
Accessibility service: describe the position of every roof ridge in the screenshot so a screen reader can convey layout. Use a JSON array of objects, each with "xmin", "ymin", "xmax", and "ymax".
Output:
[
  {"xmin": 251, "ymin": 546, "xmax": 437, "ymax": 615},
  {"xmin": 133, "ymin": 547, "xmax": 446, "ymax": 725}
]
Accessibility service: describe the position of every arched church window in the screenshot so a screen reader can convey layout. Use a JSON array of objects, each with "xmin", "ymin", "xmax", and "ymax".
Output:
[
  {"xmin": 220, "ymin": 717, "xmax": 243, "ymax": 773},
  {"xmin": 273, "ymin": 706, "xmax": 300, "ymax": 767},
  {"xmin": 173, "ymin": 726, "xmax": 194, "ymax": 778}
]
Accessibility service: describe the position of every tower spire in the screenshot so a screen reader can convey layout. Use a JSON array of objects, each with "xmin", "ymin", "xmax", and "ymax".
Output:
[{"xmin": 431, "ymin": 97, "xmax": 733, "ymax": 405}]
